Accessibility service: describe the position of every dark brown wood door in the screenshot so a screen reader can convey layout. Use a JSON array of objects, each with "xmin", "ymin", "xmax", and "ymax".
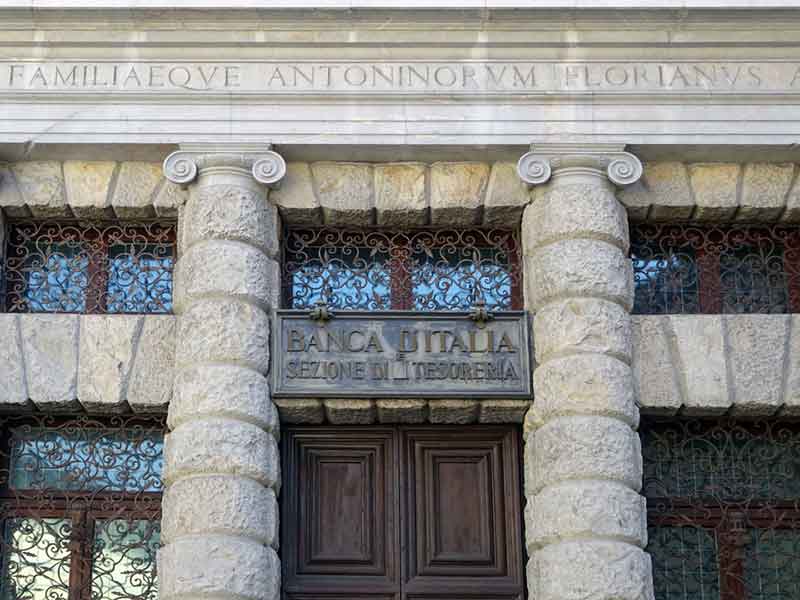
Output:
[{"xmin": 281, "ymin": 426, "xmax": 525, "ymax": 600}]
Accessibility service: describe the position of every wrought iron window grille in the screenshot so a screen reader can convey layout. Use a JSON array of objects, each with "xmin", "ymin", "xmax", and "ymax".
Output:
[
  {"xmin": 0, "ymin": 414, "xmax": 165, "ymax": 600},
  {"xmin": 631, "ymin": 223, "xmax": 800, "ymax": 315},
  {"xmin": 642, "ymin": 418, "xmax": 800, "ymax": 600},
  {"xmin": 2, "ymin": 221, "xmax": 176, "ymax": 315},
  {"xmin": 281, "ymin": 227, "xmax": 523, "ymax": 312}
]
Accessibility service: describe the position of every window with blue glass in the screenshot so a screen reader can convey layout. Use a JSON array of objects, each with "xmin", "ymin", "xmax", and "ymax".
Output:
[
  {"xmin": 282, "ymin": 228, "xmax": 522, "ymax": 311},
  {"xmin": 0, "ymin": 415, "xmax": 164, "ymax": 600},
  {"xmin": 3, "ymin": 221, "xmax": 175, "ymax": 314}
]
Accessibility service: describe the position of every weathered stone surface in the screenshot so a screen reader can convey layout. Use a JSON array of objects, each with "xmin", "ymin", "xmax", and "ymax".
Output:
[
  {"xmin": 176, "ymin": 299, "xmax": 269, "ymax": 374},
  {"xmin": 669, "ymin": 316, "xmax": 730, "ymax": 415},
  {"xmin": 175, "ymin": 240, "xmax": 279, "ymax": 312},
  {"xmin": 428, "ymin": 399, "xmax": 480, "ymax": 423},
  {"xmin": 429, "ymin": 162, "xmax": 489, "ymax": 226},
  {"xmin": 269, "ymin": 162, "xmax": 321, "ymax": 225},
  {"xmin": 739, "ymin": 163, "xmax": 794, "ymax": 221},
  {"xmin": 153, "ymin": 180, "xmax": 187, "ymax": 218},
  {"xmin": 20, "ymin": 315, "xmax": 79, "ymax": 411},
  {"xmin": 0, "ymin": 315, "xmax": 28, "ymax": 409},
  {"xmin": 127, "ymin": 316, "xmax": 175, "ymax": 414},
  {"xmin": 784, "ymin": 315, "xmax": 800, "ymax": 415},
  {"xmin": 183, "ymin": 182, "xmax": 278, "ymax": 257},
  {"xmin": 631, "ymin": 316, "xmax": 682, "ymax": 416},
  {"xmin": 526, "ymin": 416, "xmax": 642, "ymax": 495},
  {"xmin": 526, "ymin": 480, "xmax": 647, "ymax": 551},
  {"xmin": 312, "ymin": 162, "xmax": 373, "ymax": 226},
  {"xmin": 171, "ymin": 364, "xmax": 277, "ymax": 432},
  {"xmin": 527, "ymin": 240, "xmax": 633, "ymax": 311},
  {"xmin": 523, "ymin": 182, "xmax": 628, "ymax": 252},
  {"xmin": 784, "ymin": 175, "xmax": 800, "ymax": 222},
  {"xmin": 478, "ymin": 399, "xmax": 531, "ymax": 423},
  {"xmin": 534, "ymin": 355, "xmax": 638, "ymax": 428},
  {"xmin": 12, "ymin": 161, "xmax": 69, "ymax": 217},
  {"xmin": 324, "ymin": 399, "xmax": 376, "ymax": 424},
  {"xmin": 529, "ymin": 540, "xmax": 654, "ymax": 600},
  {"xmin": 376, "ymin": 399, "xmax": 428, "ymax": 423},
  {"xmin": 533, "ymin": 298, "xmax": 631, "ymax": 364},
  {"xmin": 274, "ymin": 398, "xmax": 324, "ymax": 424},
  {"xmin": 158, "ymin": 535, "xmax": 279, "ymax": 600},
  {"xmin": 638, "ymin": 162, "xmax": 694, "ymax": 220},
  {"xmin": 162, "ymin": 475, "xmax": 277, "ymax": 546},
  {"xmin": 374, "ymin": 162, "xmax": 427, "ymax": 226},
  {"xmin": 63, "ymin": 161, "xmax": 116, "ymax": 218},
  {"xmin": 726, "ymin": 315, "xmax": 789, "ymax": 415},
  {"xmin": 164, "ymin": 417, "xmax": 279, "ymax": 487},
  {"xmin": 78, "ymin": 315, "xmax": 140, "ymax": 413},
  {"xmin": 0, "ymin": 163, "xmax": 28, "ymax": 217},
  {"xmin": 616, "ymin": 180, "xmax": 650, "ymax": 221},
  {"xmin": 110, "ymin": 161, "xmax": 160, "ymax": 218},
  {"xmin": 484, "ymin": 162, "xmax": 530, "ymax": 225},
  {"xmin": 688, "ymin": 163, "xmax": 740, "ymax": 220}
]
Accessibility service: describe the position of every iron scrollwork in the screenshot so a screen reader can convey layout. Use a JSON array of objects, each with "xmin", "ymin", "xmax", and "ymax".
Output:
[{"xmin": 282, "ymin": 227, "xmax": 523, "ymax": 312}]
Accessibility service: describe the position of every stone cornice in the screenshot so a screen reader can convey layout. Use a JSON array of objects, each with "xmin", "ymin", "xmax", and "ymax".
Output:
[
  {"xmin": 163, "ymin": 144, "xmax": 287, "ymax": 188},
  {"xmin": 517, "ymin": 144, "xmax": 643, "ymax": 187}
]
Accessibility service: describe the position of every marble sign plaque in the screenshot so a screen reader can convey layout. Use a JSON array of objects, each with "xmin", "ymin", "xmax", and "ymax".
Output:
[{"xmin": 272, "ymin": 310, "xmax": 532, "ymax": 398}]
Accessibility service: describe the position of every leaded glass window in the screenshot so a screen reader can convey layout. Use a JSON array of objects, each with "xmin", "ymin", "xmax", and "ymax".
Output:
[
  {"xmin": 282, "ymin": 228, "xmax": 522, "ymax": 311},
  {"xmin": 642, "ymin": 419, "xmax": 800, "ymax": 600},
  {"xmin": 0, "ymin": 415, "xmax": 164, "ymax": 600}
]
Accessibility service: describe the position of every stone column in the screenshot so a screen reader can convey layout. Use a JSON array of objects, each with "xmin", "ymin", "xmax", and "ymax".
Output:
[
  {"xmin": 158, "ymin": 144, "xmax": 286, "ymax": 600},
  {"xmin": 517, "ymin": 144, "xmax": 653, "ymax": 600}
]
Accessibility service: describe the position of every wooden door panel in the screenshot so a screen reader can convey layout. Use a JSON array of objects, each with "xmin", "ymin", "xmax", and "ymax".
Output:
[
  {"xmin": 282, "ymin": 428, "xmax": 399, "ymax": 595},
  {"xmin": 401, "ymin": 427, "xmax": 525, "ymax": 598}
]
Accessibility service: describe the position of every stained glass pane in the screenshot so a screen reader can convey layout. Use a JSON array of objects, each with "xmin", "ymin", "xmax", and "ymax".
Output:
[
  {"xmin": 21, "ymin": 242, "xmax": 89, "ymax": 313},
  {"xmin": 745, "ymin": 529, "xmax": 800, "ymax": 600},
  {"xmin": 648, "ymin": 525, "xmax": 721, "ymax": 600},
  {"xmin": 91, "ymin": 519, "xmax": 160, "ymax": 600},
  {"xmin": 0, "ymin": 518, "xmax": 71, "ymax": 600},
  {"xmin": 106, "ymin": 244, "xmax": 174, "ymax": 314}
]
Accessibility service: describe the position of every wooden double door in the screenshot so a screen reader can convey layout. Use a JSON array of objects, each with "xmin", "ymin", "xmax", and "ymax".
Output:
[{"xmin": 281, "ymin": 425, "xmax": 525, "ymax": 600}]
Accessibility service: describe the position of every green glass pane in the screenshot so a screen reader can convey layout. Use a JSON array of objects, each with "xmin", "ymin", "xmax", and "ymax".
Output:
[
  {"xmin": 648, "ymin": 525, "xmax": 721, "ymax": 600},
  {"xmin": 91, "ymin": 520, "xmax": 159, "ymax": 600},
  {"xmin": 745, "ymin": 529, "xmax": 800, "ymax": 600},
  {"xmin": 0, "ymin": 518, "xmax": 71, "ymax": 600}
]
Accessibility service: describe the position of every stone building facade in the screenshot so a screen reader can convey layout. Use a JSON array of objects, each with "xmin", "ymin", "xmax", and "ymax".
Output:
[{"xmin": 2, "ymin": 3, "xmax": 800, "ymax": 600}]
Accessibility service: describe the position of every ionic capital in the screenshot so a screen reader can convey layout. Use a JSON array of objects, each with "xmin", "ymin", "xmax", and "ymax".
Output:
[
  {"xmin": 517, "ymin": 143, "xmax": 642, "ymax": 188},
  {"xmin": 163, "ymin": 143, "xmax": 287, "ymax": 189}
]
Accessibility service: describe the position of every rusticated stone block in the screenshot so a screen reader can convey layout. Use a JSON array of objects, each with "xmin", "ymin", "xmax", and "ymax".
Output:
[
  {"xmin": 63, "ymin": 161, "xmax": 116, "ymax": 218},
  {"xmin": 128, "ymin": 316, "xmax": 175, "ymax": 414},
  {"xmin": 526, "ymin": 416, "xmax": 642, "ymax": 495},
  {"xmin": 639, "ymin": 161, "xmax": 693, "ymax": 220},
  {"xmin": 163, "ymin": 417, "xmax": 279, "ymax": 488},
  {"xmin": 12, "ymin": 161, "xmax": 69, "ymax": 218},
  {"xmin": 478, "ymin": 399, "xmax": 531, "ymax": 423},
  {"xmin": 522, "ymin": 181, "xmax": 628, "ymax": 252},
  {"xmin": 171, "ymin": 364, "xmax": 277, "ymax": 433},
  {"xmin": 427, "ymin": 399, "xmax": 480, "ymax": 423},
  {"xmin": 175, "ymin": 240, "xmax": 280, "ymax": 312},
  {"xmin": 312, "ymin": 162, "xmax": 373, "ymax": 226},
  {"xmin": 324, "ymin": 399, "xmax": 376, "ymax": 424},
  {"xmin": 739, "ymin": 162, "xmax": 794, "ymax": 221},
  {"xmin": 374, "ymin": 163, "xmax": 427, "ymax": 226},
  {"xmin": 78, "ymin": 315, "xmax": 141, "ymax": 413},
  {"xmin": 162, "ymin": 475, "xmax": 277, "ymax": 546},
  {"xmin": 526, "ymin": 480, "xmax": 647, "ymax": 551},
  {"xmin": 526, "ymin": 240, "xmax": 633, "ymax": 311},
  {"xmin": 784, "ymin": 315, "xmax": 800, "ymax": 415},
  {"xmin": 534, "ymin": 355, "xmax": 638, "ymax": 428},
  {"xmin": 158, "ymin": 535, "xmax": 279, "ymax": 600},
  {"xmin": 376, "ymin": 399, "xmax": 428, "ymax": 423},
  {"xmin": 274, "ymin": 398, "xmax": 324, "ymax": 424},
  {"xmin": 725, "ymin": 315, "xmax": 790, "ymax": 416},
  {"xmin": 688, "ymin": 163, "xmax": 740, "ymax": 220},
  {"xmin": 20, "ymin": 314, "xmax": 79, "ymax": 411},
  {"xmin": 176, "ymin": 299, "xmax": 269, "ymax": 374},
  {"xmin": 0, "ymin": 163, "xmax": 28, "ymax": 217},
  {"xmin": 183, "ymin": 182, "xmax": 278, "ymax": 257},
  {"xmin": 533, "ymin": 298, "xmax": 631, "ymax": 364},
  {"xmin": 269, "ymin": 162, "xmax": 321, "ymax": 225},
  {"xmin": 429, "ymin": 162, "xmax": 489, "ymax": 226},
  {"xmin": 153, "ymin": 180, "xmax": 187, "ymax": 218},
  {"xmin": 631, "ymin": 316, "xmax": 682, "ymax": 416},
  {"xmin": 110, "ymin": 162, "xmax": 160, "ymax": 218},
  {"xmin": 0, "ymin": 315, "xmax": 28, "ymax": 409},
  {"xmin": 484, "ymin": 162, "xmax": 530, "ymax": 225},
  {"xmin": 528, "ymin": 540, "xmax": 654, "ymax": 600}
]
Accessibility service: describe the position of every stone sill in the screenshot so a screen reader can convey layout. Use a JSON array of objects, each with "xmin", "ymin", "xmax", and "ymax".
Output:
[
  {"xmin": 0, "ymin": 313, "xmax": 175, "ymax": 414},
  {"xmin": 633, "ymin": 313, "xmax": 800, "ymax": 417}
]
